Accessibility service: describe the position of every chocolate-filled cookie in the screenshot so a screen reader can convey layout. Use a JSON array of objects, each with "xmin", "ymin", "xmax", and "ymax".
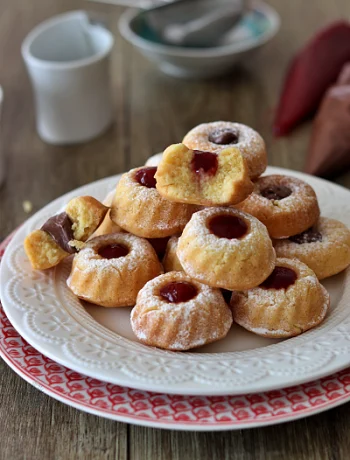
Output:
[
  {"xmin": 273, "ymin": 217, "xmax": 350, "ymax": 279},
  {"xmin": 24, "ymin": 196, "xmax": 108, "ymax": 270},
  {"xmin": 235, "ymin": 175, "xmax": 320, "ymax": 239}
]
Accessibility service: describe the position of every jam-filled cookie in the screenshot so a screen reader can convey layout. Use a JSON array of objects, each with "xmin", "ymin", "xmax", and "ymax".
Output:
[
  {"xmin": 110, "ymin": 166, "xmax": 197, "ymax": 238},
  {"xmin": 177, "ymin": 208, "xmax": 276, "ymax": 290},
  {"xmin": 155, "ymin": 143, "xmax": 253, "ymax": 206},
  {"xmin": 230, "ymin": 258, "xmax": 330, "ymax": 338},
  {"xmin": 183, "ymin": 121, "xmax": 267, "ymax": 179},
  {"xmin": 67, "ymin": 233, "xmax": 163, "ymax": 307},
  {"xmin": 131, "ymin": 271, "xmax": 232, "ymax": 351},
  {"xmin": 235, "ymin": 175, "xmax": 320, "ymax": 239},
  {"xmin": 163, "ymin": 236, "xmax": 183, "ymax": 272},
  {"xmin": 274, "ymin": 217, "xmax": 350, "ymax": 279},
  {"xmin": 24, "ymin": 196, "xmax": 108, "ymax": 270}
]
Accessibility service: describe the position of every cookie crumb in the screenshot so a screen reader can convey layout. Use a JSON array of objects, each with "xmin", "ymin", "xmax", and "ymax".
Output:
[
  {"xmin": 23, "ymin": 200, "xmax": 33, "ymax": 213},
  {"xmin": 69, "ymin": 240, "xmax": 85, "ymax": 251}
]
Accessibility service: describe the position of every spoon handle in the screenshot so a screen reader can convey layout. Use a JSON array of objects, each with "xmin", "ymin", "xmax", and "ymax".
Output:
[{"xmin": 89, "ymin": 0, "xmax": 181, "ymax": 8}]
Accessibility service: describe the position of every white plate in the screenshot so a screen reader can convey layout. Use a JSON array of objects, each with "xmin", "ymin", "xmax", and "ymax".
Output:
[
  {"xmin": 1, "ymin": 167, "xmax": 350, "ymax": 395},
  {"xmin": 1, "ymin": 295, "xmax": 349, "ymax": 431}
]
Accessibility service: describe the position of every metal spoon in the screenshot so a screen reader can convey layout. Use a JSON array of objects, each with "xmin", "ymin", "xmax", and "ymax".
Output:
[{"xmin": 91, "ymin": 0, "xmax": 246, "ymax": 47}]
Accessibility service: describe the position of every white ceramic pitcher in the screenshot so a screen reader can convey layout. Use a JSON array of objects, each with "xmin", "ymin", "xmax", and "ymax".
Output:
[{"xmin": 22, "ymin": 10, "xmax": 114, "ymax": 145}]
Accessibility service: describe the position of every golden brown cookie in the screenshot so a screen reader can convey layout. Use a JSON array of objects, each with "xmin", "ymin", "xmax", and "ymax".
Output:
[
  {"xmin": 24, "ymin": 196, "xmax": 108, "ymax": 270},
  {"xmin": 235, "ymin": 175, "xmax": 320, "ymax": 239},
  {"xmin": 183, "ymin": 121, "xmax": 267, "ymax": 179},
  {"xmin": 66, "ymin": 196, "xmax": 109, "ymax": 241},
  {"xmin": 273, "ymin": 217, "xmax": 350, "ymax": 279},
  {"xmin": 177, "ymin": 207, "xmax": 276, "ymax": 290},
  {"xmin": 24, "ymin": 229, "xmax": 70, "ymax": 270},
  {"xmin": 155, "ymin": 143, "xmax": 253, "ymax": 206},
  {"xmin": 110, "ymin": 166, "xmax": 197, "ymax": 238},
  {"xmin": 67, "ymin": 233, "xmax": 163, "ymax": 307},
  {"xmin": 130, "ymin": 271, "xmax": 232, "ymax": 351},
  {"xmin": 230, "ymin": 258, "xmax": 330, "ymax": 338}
]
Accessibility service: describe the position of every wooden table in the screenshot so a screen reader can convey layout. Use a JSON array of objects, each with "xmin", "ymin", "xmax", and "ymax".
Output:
[{"xmin": 0, "ymin": 0, "xmax": 349, "ymax": 458}]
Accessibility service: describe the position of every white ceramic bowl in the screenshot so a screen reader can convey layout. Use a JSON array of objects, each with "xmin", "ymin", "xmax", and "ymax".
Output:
[{"xmin": 119, "ymin": 0, "xmax": 280, "ymax": 78}]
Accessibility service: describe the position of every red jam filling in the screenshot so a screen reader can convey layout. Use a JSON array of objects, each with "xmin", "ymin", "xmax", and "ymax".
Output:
[
  {"xmin": 191, "ymin": 150, "xmax": 218, "ymax": 176},
  {"xmin": 208, "ymin": 214, "xmax": 248, "ymax": 239},
  {"xmin": 159, "ymin": 281, "xmax": 198, "ymax": 303},
  {"xmin": 260, "ymin": 266, "xmax": 298, "ymax": 290},
  {"xmin": 209, "ymin": 128, "xmax": 239, "ymax": 145},
  {"xmin": 98, "ymin": 244, "xmax": 129, "ymax": 259},
  {"xmin": 260, "ymin": 185, "xmax": 292, "ymax": 200},
  {"xmin": 135, "ymin": 167, "xmax": 157, "ymax": 188},
  {"xmin": 289, "ymin": 229, "xmax": 323, "ymax": 244},
  {"xmin": 147, "ymin": 237, "xmax": 170, "ymax": 259}
]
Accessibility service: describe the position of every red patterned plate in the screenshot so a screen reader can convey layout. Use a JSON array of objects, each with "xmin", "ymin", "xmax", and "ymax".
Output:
[{"xmin": 0, "ymin": 234, "xmax": 349, "ymax": 431}]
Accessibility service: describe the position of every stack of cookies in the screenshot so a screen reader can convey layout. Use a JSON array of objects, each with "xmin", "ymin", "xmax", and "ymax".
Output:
[{"xmin": 24, "ymin": 121, "xmax": 350, "ymax": 352}]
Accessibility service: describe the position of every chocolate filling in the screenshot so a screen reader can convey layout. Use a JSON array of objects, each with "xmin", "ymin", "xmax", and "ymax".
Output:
[
  {"xmin": 41, "ymin": 212, "xmax": 75, "ymax": 254},
  {"xmin": 159, "ymin": 281, "xmax": 198, "ymax": 303},
  {"xmin": 209, "ymin": 128, "xmax": 239, "ymax": 145},
  {"xmin": 289, "ymin": 228, "xmax": 323, "ymax": 244},
  {"xmin": 260, "ymin": 185, "xmax": 292, "ymax": 200}
]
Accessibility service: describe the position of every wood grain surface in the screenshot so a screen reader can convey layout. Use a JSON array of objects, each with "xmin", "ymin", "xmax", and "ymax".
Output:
[{"xmin": 0, "ymin": 0, "xmax": 349, "ymax": 459}]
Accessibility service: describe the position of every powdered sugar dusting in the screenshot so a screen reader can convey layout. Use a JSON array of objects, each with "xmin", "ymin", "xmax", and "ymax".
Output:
[
  {"xmin": 179, "ymin": 207, "xmax": 258, "ymax": 252},
  {"xmin": 131, "ymin": 272, "xmax": 232, "ymax": 350},
  {"xmin": 232, "ymin": 258, "xmax": 330, "ymax": 337},
  {"xmin": 112, "ymin": 168, "xmax": 195, "ymax": 235},
  {"xmin": 241, "ymin": 175, "xmax": 316, "ymax": 215},
  {"xmin": 67, "ymin": 233, "xmax": 154, "ymax": 281},
  {"xmin": 183, "ymin": 121, "xmax": 267, "ymax": 178},
  {"xmin": 177, "ymin": 207, "xmax": 274, "ymax": 287},
  {"xmin": 274, "ymin": 217, "xmax": 350, "ymax": 256},
  {"xmin": 273, "ymin": 217, "xmax": 350, "ymax": 279}
]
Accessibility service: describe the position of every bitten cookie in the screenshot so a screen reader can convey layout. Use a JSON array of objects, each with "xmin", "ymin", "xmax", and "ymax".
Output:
[
  {"xmin": 177, "ymin": 207, "xmax": 276, "ymax": 290},
  {"xmin": 131, "ymin": 271, "xmax": 232, "ymax": 351},
  {"xmin": 24, "ymin": 196, "xmax": 108, "ymax": 270},
  {"xmin": 235, "ymin": 175, "xmax": 320, "ymax": 238},
  {"xmin": 183, "ymin": 121, "xmax": 267, "ymax": 179},
  {"xmin": 155, "ymin": 143, "xmax": 253, "ymax": 206},
  {"xmin": 230, "ymin": 258, "xmax": 330, "ymax": 338},
  {"xmin": 273, "ymin": 217, "xmax": 350, "ymax": 279}
]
